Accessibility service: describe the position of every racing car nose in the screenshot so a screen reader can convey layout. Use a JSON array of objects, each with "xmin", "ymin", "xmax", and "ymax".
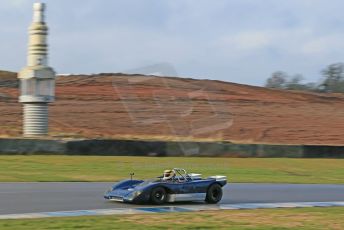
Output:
[{"xmin": 105, "ymin": 187, "xmax": 113, "ymax": 195}]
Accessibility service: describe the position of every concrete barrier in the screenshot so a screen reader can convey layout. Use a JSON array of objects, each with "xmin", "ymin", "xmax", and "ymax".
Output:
[
  {"xmin": 0, "ymin": 138, "xmax": 343, "ymax": 158},
  {"xmin": 0, "ymin": 138, "xmax": 66, "ymax": 154}
]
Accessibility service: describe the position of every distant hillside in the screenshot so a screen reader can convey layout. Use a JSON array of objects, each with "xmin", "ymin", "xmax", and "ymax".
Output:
[
  {"xmin": 0, "ymin": 70, "xmax": 16, "ymax": 80},
  {"xmin": 0, "ymin": 72, "xmax": 343, "ymax": 145}
]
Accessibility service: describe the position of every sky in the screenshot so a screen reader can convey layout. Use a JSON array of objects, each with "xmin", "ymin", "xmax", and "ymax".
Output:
[{"xmin": 1, "ymin": 0, "xmax": 344, "ymax": 86}]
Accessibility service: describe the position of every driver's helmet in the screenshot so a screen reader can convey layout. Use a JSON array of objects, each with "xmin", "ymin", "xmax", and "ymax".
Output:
[{"xmin": 163, "ymin": 169, "xmax": 175, "ymax": 180}]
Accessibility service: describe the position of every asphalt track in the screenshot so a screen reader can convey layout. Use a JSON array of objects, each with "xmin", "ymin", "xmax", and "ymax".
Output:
[{"xmin": 0, "ymin": 183, "xmax": 343, "ymax": 215}]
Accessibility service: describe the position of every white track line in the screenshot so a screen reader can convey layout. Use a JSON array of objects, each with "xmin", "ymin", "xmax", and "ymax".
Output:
[{"xmin": 0, "ymin": 201, "xmax": 343, "ymax": 220}]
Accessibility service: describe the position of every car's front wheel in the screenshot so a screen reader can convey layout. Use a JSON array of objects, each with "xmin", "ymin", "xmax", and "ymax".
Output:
[
  {"xmin": 150, "ymin": 187, "xmax": 167, "ymax": 205},
  {"xmin": 205, "ymin": 183, "xmax": 223, "ymax": 204}
]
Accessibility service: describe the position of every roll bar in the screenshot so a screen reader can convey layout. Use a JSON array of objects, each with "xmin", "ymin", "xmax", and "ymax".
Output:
[{"xmin": 173, "ymin": 168, "xmax": 192, "ymax": 182}]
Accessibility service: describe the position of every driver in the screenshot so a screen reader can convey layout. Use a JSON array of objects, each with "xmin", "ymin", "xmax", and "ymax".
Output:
[{"xmin": 162, "ymin": 169, "xmax": 175, "ymax": 181}]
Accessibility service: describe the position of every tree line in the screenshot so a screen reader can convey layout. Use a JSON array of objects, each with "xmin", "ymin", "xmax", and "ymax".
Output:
[{"xmin": 265, "ymin": 63, "xmax": 344, "ymax": 93}]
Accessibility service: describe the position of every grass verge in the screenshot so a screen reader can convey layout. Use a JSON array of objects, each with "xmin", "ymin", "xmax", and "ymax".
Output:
[
  {"xmin": 0, "ymin": 207, "xmax": 343, "ymax": 230},
  {"xmin": 0, "ymin": 156, "xmax": 343, "ymax": 183}
]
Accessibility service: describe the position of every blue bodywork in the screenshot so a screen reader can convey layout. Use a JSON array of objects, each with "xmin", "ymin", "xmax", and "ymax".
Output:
[{"xmin": 104, "ymin": 174, "xmax": 227, "ymax": 204}]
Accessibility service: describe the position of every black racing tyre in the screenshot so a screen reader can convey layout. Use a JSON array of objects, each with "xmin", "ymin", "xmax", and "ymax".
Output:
[
  {"xmin": 205, "ymin": 183, "xmax": 223, "ymax": 204},
  {"xmin": 150, "ymin": 187, "xmax": 167, "ymax": 205}
]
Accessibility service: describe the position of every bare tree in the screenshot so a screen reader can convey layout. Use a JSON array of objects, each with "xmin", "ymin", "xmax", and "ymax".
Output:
[
  {"xmin": 265, "ymin": 71, "xmax": 288, "ymax": 89},
  {"xmin": 321, "ymin": 63, "xmax": 344, "ymax": 92}
]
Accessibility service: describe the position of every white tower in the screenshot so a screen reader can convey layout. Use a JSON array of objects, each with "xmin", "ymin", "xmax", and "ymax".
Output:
[{"xmin": 18, "ymin": 3, "xmax": 56, "ymax": 137}]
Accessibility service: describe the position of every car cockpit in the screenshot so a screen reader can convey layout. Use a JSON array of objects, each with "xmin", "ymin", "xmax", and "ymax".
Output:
[{"xmin": 160, "ymin": 168, "xmax": 202, "ymax": 183}]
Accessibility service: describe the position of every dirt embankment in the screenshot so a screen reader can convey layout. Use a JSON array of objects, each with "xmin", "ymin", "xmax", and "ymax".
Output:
[{"xmin": 0, "ymin": 72, "xmax": 343, "ymax": 145}]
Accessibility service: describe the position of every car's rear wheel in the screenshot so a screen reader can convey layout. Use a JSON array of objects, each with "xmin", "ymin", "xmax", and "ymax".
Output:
[
  {"xmin": 205, "ymin": 183, "xmax": 223, "ymax": 204},
  {"xmin": 150, "ymin": 187, "xmax": 167, "ymax": 205}
]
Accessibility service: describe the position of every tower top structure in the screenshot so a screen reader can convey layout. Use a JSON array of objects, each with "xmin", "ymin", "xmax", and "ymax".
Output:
[{"xmin": 33, "ymin": 2, "xmax": 45, "ymax": 23}]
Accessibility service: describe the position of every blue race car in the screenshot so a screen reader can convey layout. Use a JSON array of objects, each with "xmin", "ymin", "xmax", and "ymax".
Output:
[{"xmin": 104, "ymin": 168, "xmax": 227, "ymax": 204}]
